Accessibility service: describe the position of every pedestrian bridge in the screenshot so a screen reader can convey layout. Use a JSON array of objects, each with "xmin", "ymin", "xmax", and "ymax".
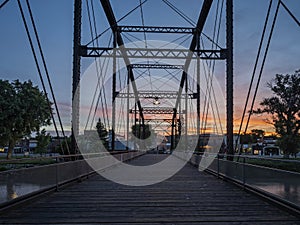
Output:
[{"xmin": 0, "ymin": 153, "xmax": 299, "ymax": 224}]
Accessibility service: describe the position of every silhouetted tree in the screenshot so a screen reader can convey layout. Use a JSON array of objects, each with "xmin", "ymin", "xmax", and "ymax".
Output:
[
  {"xmin": 131, "ymin": 124, "xmax": 155, "ymax": 150},
  {"xmin": 254, "ymin": 70, "xmax": 300, "ymax": 157},
  {"xmin": 0, "ymin": 80, "xmax": 52, "ymax": 159},
  {"xmin": 250, "ymin": 129, "xmax": 265, "ymax": 142},
  {"xmin": 96, "ymin": 119, "xmax": 109, "ymax": 149},
  {"xmin": 240, "ymin": 133, "xmax": 253, "ymax": 144},
  {"xmin": 36, "ymin": 129, "xmax": 51, "ymax": 155},
  {"xmin": 131, "ymin": 124, "xmax": 151, "ymax": 140}
]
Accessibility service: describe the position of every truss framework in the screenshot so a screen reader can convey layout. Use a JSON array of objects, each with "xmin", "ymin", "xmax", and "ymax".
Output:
[
  {"xmin": 144, "ymin": 118, "xmax": 180, "ymax": 124},
  {"xmin": 117, "ymin": 25, "xmax": 195, "ymax": 34},
  {"xmin": 80, "ymin": 46, "xmax": 226, "ymax": 60},
  {"xmin": 130, "ymin": 64, "xmax": 184, "ymax": 70},
  {"xmin": 131, "ymin": 107, "xmax": 175, "ymax": 115},
  {"xmin": 116, "ymin": 91, "xmax": 193, "ymax": 99},
  {"xmin": 73, "ymin": 0, "xmax": 233, "ymax": 153}
]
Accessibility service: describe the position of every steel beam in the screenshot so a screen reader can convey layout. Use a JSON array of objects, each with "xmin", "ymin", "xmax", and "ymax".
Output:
[
  {"xmin": 144, "ymin": 118, "xmax": 179, "ymax": 124},
  {"xmin": 80, "ymin": 46, "xmax": 226, "ymax": 60},
  {"xmin": 131, "ymin": 107, "xmax": 175, "ymax": 115},
  {"xmin": 226, "ymin": 0, "xmax": 234, "ymax": 159},
  {"xmin": 100, "ymin": 0, "xmax": 144, "ymax": 123},
  {"xmin": 130, "ymin": 64, "xmax": 184, "ymax": 70},
  {"xmin": 71, "ymin": 0, "xmax": 82, "ymax": 155},
  {"xmin": 173, "ymin": 0, "xmax": 213, "ymax": 120},
  {"xmin": 116, "ymin": 91, "xmax": 194, "ymax": 99},
  {"xmin": 118, "ymin": 25, "xmax": 195, "ymax": 34},
  {"xmin": 111, "ymin": 32, "xmax": 116, "ymax": 151}
]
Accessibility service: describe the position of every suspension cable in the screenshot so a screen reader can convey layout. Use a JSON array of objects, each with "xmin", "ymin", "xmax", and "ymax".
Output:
[
  {"xmin": 139, "ymin": 0, "xmax": 153, "ymax": 91},
  {"xmin": 241, "ymin": 0, "xmax": 280, "ymax": 154},
  {"xmin": 85, "ymin": 0, "xmax": 111, "ymax": 131},
  {"xmin": 235, "ymin": 0, "xmax": 273, "ymax": 152},
  {"xmin": 204, "ymin": 0, "xmax": 224, "ymax": 135},
  {"xmin": 17, "ymin": 0, "xmax": 65, "ymax": 154},
  {"xmin": 201, "ymin": 0, "xmax": 224, "ymax": 136},
  {"xmin": 91, "ymin": 0, "xmax": 110, "ymax": 129},
  {"xmin": 90, "ymin": 53, "xmax": 112, "ymax": 130},
  {"xmin": 139, "ymin": 0, "xmax": 147, "ymax": 47},
  {"xmin": 86, "ymin": 0, "xmax": 148, "ymax": 46},
  {"xmin": 162, "ymin": 0, "xmax": 195, "ymax": 26},
  {"xmin": 100, "ymin": 34, "xmax": 112, "ymax": 129},
  {"xmin": 25, "ymin": 0, "xmax": 70, "ymax": 154},
  {"xmin": 162, "ymin": 0, "xmax": 221, "ymax": 49},
  {"xmin": 84, "ymin": 0, "xmax": 96, "ymax": 130},
  {"xmin": 280, "ymin": 0, "xmax": 300, "ymax": 27},
  {"xmin": 0, "ymin": 0, "xmax": 9, "ymax": 9},
  {"xmin": 213, "ymin": 0, "xmax": 225, "ymax": 134}
]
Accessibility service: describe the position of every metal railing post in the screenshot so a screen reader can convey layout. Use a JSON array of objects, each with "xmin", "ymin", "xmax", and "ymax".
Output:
[
  {"xmin": 55, "ymin": 156, "xmax": 59, "ymax": 191},
  {"xmin": 242, "ymin": 156, "xmax": 246, "ymax": 189},
  {"xmin": 217, "ymin": 154, "xmax": 220, "ymax": 178}
]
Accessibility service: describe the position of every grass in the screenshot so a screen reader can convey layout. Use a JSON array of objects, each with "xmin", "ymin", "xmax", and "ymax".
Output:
[
  {"xmin": 241, "ymin": 157, "xmax": 300, "ymax": 173},
  {"xmin": 0, "ymin": 157, "xmax": 56, "ymax": 171}
]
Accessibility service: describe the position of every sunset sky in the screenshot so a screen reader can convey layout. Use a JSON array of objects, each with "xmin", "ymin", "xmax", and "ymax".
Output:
[{"xmin": 0, "ymin": 0, "xmax": 299, "ymax": 136}]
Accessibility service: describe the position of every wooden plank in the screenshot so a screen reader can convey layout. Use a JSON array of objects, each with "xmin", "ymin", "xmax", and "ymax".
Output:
[{"xmin": 0, "ymin": 154, "xmax": 299, "ymax": 224}]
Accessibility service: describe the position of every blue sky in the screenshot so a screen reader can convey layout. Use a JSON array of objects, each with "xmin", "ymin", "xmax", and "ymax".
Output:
[{"xmin": 0, "ymin": 0, "xmax": 299, "ymax": 134}]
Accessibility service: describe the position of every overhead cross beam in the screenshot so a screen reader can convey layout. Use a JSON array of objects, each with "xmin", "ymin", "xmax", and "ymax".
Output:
[
  {"xmin": 144, "ymin": 118, "xmax": 180, "ymax": 124},
  {"xmin": 118, "ymin": 25, "xmax": 195, "ymax": 34},
  {"xmin": 116, "ymin": 91, "xmax": 194, "ymax": 99},
  {"xmin": 130, "ymin": 64, "xmax": 184, "ymax": 70},
  {"xmin": 131, "ymin": 107, "xmax": 175, "ymax": 115},
  {"xmin": 80, "ymin": 46, "xmax": 226, "ymax": 60}
]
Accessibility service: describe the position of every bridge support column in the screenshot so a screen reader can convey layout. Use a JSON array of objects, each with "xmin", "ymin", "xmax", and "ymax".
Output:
[
  {"xmin": 196, "ymin": 32, "xmax": 201, "ymax": 152},
  {"xmin": 171, "ymin": 108, "xmax": 177, "ymax": 151},
  {"xmin": 71, "ymin": 0, "xmax": 82, "ymax": 155},
  {"xmin": 111, "ymin": 31, "xmax": 117, "ymax": 152},
  {"xmin": 226, "ymin": 0, "xmax": 234, "ymax": 160},
  {"xmin": 185, "ymin": 71, "xmax": 188, "ymax": 151},
  {"xmin": 126, "ymin": 66, "xmax": 130, "ymax": 151}
]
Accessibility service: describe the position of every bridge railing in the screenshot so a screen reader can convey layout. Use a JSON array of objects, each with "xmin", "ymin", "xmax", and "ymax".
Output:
[
  {"xmin": 0, "ymin": 150, "xmax": 145, "ymax": 209},
  {"xmin": 189, "ymin": 153, "xmax": 300, "ymax": 212}
]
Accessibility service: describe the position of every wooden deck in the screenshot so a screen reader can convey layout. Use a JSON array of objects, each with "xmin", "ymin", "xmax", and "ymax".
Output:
[{"xmin": 0, "ymin": 154, "xmax": 299, "ymax": 224}]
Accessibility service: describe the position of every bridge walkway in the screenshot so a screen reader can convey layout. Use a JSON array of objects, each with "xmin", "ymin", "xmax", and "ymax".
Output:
[{"xmin": 0, "ymin": 154, "xmax": 299, "ymax": 224}]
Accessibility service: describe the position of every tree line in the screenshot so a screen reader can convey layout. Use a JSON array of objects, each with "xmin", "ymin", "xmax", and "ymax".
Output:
[{"xmin": 0, "ymin": 70, "xmax": 299, "ymax": 159}]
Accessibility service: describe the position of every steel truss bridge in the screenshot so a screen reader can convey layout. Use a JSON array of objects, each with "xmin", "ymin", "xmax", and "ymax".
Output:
[
  {"xmin": 1, "ymin": 0, "xmax": 300, "ymax": 222},
  {"xmin": 72, "ymin": 0, "xmax": 234, "ymax": 154}
]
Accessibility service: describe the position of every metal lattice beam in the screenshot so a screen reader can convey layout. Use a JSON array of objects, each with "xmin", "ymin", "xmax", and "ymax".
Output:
[
  {"xmin": 131, "ymin": 107, "xmax": 175, "ymax": 115},
  {"xmin": 118, "ymin": 25, "xmax": 195, "ymax": 34},
  {"xmin": 130, "ymin": 64, "xmax": 184, "ymax": 70},
  {"xmin": 116, "ymin": 91, "xmax": 193, "ymax": 99},
  {"xmin": 144, "ymin": 118, "xmax": 180, "ymax": 124},
  {"xmin": 80, "ymin": 46, "xmax": 226, "ymax": 60}
]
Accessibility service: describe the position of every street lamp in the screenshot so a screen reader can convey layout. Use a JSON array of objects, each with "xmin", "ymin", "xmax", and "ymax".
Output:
[{"xmin": 153, "ymin": 97, "xmax": 160, "ymax": 105}]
